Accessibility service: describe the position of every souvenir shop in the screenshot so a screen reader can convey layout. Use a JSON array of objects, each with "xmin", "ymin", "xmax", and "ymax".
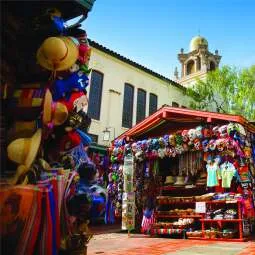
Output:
[
  {"xmin": 109, "ymin": 106, "xmax": 255, "ymax": 241},
  {"xmin": 0, "ymin": 1, "xmax": 106, "ymax": 255}
]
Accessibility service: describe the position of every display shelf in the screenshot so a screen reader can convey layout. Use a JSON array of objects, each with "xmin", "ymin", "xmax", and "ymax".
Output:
[
  {"xmin": 157, "ymin": 200, "xmax": 196, "ymax": 205},
  {"xmin": 205, "ymin": 200, "xmax": 240, "ymax": 204},
  {"xmin": 200, "ymin": 219, "xmax": 243, "ymax": 222},
  {"xmin": 199, "ymin": 200, "xmax": 245, "ymax": 241},
  {"xmin": 160, "ymin": 186, "xmax": 206, "ymax": 191},
  {"xmin": 150, "ymin": 228, "xmax": 184, "ymax": 235},
  {"xmin": 155, "ymin": 214, "xmax": 203, "ymax": 219},
  {"xmin": 187, "ymin": 237, "xmax": 248, "ymax": 242},
  {"xmin": 157, "ymin": 199, "xmax": 241, "ymax": 205}
]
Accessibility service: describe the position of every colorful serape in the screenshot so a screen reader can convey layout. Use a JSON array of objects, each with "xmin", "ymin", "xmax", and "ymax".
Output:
[{"xmin": 0, "ymin": 185, "xmax": 42, "ymax": 255}]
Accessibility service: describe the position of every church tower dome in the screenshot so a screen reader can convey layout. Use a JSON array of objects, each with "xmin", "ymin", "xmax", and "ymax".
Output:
[{"xmin": 190, "ymin": 36, "xmax": 208, "ymax": 51}]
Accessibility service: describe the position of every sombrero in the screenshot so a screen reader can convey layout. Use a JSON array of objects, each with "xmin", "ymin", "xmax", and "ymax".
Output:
[
  {"xmin": 43, "ymin": 89, "xmax": 68, "ymax": 126},
  {"xmin": 173, "ymin": 176, "xmax": 185, "ymax": 186},
  {"xmin": 8, "ymin": 165, "xmax": 28, "ymax": 185},
  {"xmin": 38, "ymin": 158, "xmax": 51, "ymax": 171},
  {"xmin": 7, "ymin": 129, "xmax": 42, "ymax": 169},
  {"xmin": 36, "ymin": 36, "xmax": 79, "ymax": 71},
  {"xmin": 164, "ymin": 176, "xmax": 175, "ymax": 185},
  {"xmin": 7, "ymin": 120, "xmax": 37, "ymax": 144}
]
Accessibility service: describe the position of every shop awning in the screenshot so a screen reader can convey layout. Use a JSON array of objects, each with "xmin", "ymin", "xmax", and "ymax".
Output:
[
  {"xmin": 89, "ymin": 143, "xmax": 108, "ymax": 155},
  {"xmin": 116, "ymin": 106, "xmax": 255, "ymax": 141}
]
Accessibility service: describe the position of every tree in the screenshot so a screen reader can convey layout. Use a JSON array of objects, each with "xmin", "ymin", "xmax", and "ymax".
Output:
[{"xmin": 185, "ymin": 65, "xmax": 255, "ymax": 121}]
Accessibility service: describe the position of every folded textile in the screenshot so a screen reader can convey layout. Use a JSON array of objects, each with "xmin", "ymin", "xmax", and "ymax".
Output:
[{"xmin": 0, "ymin": 185, "xmax": 42, "ymax": 255}]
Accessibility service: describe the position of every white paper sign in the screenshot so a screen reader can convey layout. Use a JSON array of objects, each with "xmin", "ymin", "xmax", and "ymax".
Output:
[{"xmin": 195, "ymin": 202, "xmax": 206, "ymax": 213}]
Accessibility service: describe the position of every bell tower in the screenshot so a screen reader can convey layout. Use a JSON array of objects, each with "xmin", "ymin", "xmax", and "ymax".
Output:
[{"xmin": 175, "ymin": 36, "xmax": 221, "ymax": 87}]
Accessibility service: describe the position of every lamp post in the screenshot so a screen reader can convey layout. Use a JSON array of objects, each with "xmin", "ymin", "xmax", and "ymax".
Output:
[{"xmin": 102, "ymin": 127, "xmax": 115, "ymax": 143}]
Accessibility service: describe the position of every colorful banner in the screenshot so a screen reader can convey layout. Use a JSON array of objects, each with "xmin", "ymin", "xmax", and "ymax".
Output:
[{"xmin": 122, "ymin": 155, "xmax": 135, "ymax": 230}]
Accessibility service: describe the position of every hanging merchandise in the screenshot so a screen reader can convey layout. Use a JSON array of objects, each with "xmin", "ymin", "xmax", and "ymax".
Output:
[
  {"xmin": 122, "ymin": 155, "xmax": 135, "ymax": 231},
  {"xmin": 36, "ymin": 36, "xmax": 79, "ymax": 72},
  {"xmin": 0, "ymin": 186, "xmax": 43, "ymax": 255},
  {"xmin": 220, "ymin": 161, "xmax": 237, "ymax": 188},
  {"xmin": 206, "ymin": 156, "xmax": 219, "ymax": 187},
  {"xmin": 52, "ymin": 72, "xmax": 89, "ymax": 101},
  {"xmin": 43, "ymin": 89, "xmax": 68, "ymax": 127},
  {"xmin": 1, "ymin": 1, "xmax": 100, "ymax": 254},
  {"xmin": 7, "ymin": 129, "xmax": 42, "ymax": 185},
  {"xmin": 109, "ymin": 117, "xmax": 255, "ymax": 241}
]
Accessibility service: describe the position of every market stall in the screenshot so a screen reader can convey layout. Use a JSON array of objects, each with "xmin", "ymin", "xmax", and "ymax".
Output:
[
  {"xmin": 0, "ymin": 1, "xmax": 107, "ymax": 255},
  {"xmin": 108, "ymin": 106, "xmax": 255, "ymax": 241}
]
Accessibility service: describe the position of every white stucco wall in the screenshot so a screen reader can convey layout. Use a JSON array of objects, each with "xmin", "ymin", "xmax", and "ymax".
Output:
[{"xmin": 87, "ymin": 47, "xmax": 191, "ymax": 146}]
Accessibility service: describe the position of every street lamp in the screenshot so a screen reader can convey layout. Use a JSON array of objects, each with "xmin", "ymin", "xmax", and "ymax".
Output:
[{"xmin": 102, "ymin": 127, "xmax": 115, "ymax": 142}]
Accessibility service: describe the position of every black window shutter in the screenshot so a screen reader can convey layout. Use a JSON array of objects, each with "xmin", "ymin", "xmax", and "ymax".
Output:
[
  {"xmin": 87, "ymin": 70, "xmax": 103, "ymax": 120},
  {"xmin": 149, "ymin": 93, "xmax": 158, "ymax": 115},
  {"xmin": 136, "ymin": 89, "xmax": 146, "ymax": 124},
  {"xmin": 122, "ymin": 83, "xmax": 134, "ymax": 128}
]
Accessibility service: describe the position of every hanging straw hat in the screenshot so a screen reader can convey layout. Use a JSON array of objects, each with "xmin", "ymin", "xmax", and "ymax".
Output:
[
  {"xmin": 164, "ymin": 176, "xmax": 175, "ymax": 185},
  {"xmin": 7, "ymin": 120, "xmax": 37, "ymax": 144},
  {"xmin": 36, "ymin": 36, "xmax": 79, "ymax": 71},
  {"xmin": 7, "ymin": 129, "xmax": 42, "ymax": 170},
  {"xmin": 43, "ymin": 89, "xmax": 68, "ymax": 126},
  {"xmin": 173, "ymin": 176, "xmax": 185, "ymax": 186}
]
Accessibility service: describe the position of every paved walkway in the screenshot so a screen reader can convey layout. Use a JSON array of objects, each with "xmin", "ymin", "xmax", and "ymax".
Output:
[{"xmin": 87, "ymin": 233, "xmax": 255, "ymax": 255}]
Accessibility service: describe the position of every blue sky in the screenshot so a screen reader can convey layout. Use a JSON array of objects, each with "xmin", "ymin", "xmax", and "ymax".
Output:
[{"xmin": 81, "ymin": 0, "xmax": 255, "ymax": 79}]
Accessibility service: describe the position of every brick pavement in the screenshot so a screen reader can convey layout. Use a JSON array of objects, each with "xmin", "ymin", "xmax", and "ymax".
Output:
[{"xmin": 87, "ymin": 233, "xmax": 255, "ymax": 255}]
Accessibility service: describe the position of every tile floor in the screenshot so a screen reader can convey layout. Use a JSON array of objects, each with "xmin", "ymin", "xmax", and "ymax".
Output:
[{"xmin": 87, "ymin": 233, "xmax": 255, "ymax": 255}]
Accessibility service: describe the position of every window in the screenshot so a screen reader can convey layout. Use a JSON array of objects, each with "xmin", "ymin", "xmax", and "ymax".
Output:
[
  {"xmin": 122, "ymin": 83, "xmax": 134, "ymax": 128},
  {"xmin": 136, "ymin": 89, "xmax": 146, "ymax": 123},
  {"xmin": 197, "ymin": 56, "xmax": 201, "ymax": 71},
  {"xmin": 88, "ymin": 133, "xmax": 98, "ymax": 143},
  {"xmin": 172, "ymin": 102, "xmax": 179, "ymax": 107},
  {"xmin": 87, "ymin": 70, "xmax": 103, "ymax": 120},
  {"xmin": 209, "ymin": 61, "xmax": 216, "ymax": 71},
  {"xmin": 149, "ymin": 93, "xmax": 158, "ymax": 115},
  {"xmin": 187, "ymin": 60, "xmax": 195, "ymax": 75}
]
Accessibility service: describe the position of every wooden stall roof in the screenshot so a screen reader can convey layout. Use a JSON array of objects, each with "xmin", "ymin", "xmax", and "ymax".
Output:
[{"xmin": 116, "ymin": 106, "xmax": 255, "ymax": 141}]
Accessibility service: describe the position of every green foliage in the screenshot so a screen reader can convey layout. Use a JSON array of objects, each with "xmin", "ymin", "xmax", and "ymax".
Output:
[{"xmin": 185, "ymin": 65, "xmax": 255, "ymax": 121}]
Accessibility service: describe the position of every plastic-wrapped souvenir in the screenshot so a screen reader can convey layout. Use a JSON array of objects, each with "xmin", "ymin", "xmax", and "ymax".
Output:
[
  {"xmin": 181, "ymin": 130, "xmax": 189, "ymax": 143},
  {"xmin": 212, "ymin": 126, "xmax": 220, "ymax": 138},
  {"xmin": 188, "ymin": 129, "xmax": 197, "ymax": 141},
  {"xmin": 208, "ymin": 139, "xmax": 216, "ymax": 151},
  {"xmin": 219, "ymin": 125, "xmax": 228, "ymax": 138},
  {"xmin": 202, "ymin": 139, "xmax": 209, "ymax": 152},
  {"xmin": 195, "ymin": 126, "xmax": 203, "ymax": 139},
  {"xmin": 168, "ymin": 135, "xmax": 176, "ymax": 146},
  {"xmin": 216, "ymin": 138, "xmax": 225, "ymax": 152},
  {"xmin": 194, "ymin": 138, "xmax": 202, "ymax": 151}
]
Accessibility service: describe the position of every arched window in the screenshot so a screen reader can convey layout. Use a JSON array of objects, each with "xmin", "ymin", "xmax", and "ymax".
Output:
[
  {"xmin": 122, "ymin": 83, "xmax": 134, "ymax": 128},
  {"xmin": 186, "ymin": 60, "xmax": 195, "ymax": 75},
  {"xmin": 87, "ymin": 70, "xmax": 103, "ymax": 120},
  {"xmin": 197, "ymin": 56, "xmax": 201, "ymax": 71},
  {"xmin": 210, "ymin": 61, "xmax": 216, "ymax": 71},
  {"xmin": 136, "ymin": 88, "xmax": 146, "ymax": 124}
]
